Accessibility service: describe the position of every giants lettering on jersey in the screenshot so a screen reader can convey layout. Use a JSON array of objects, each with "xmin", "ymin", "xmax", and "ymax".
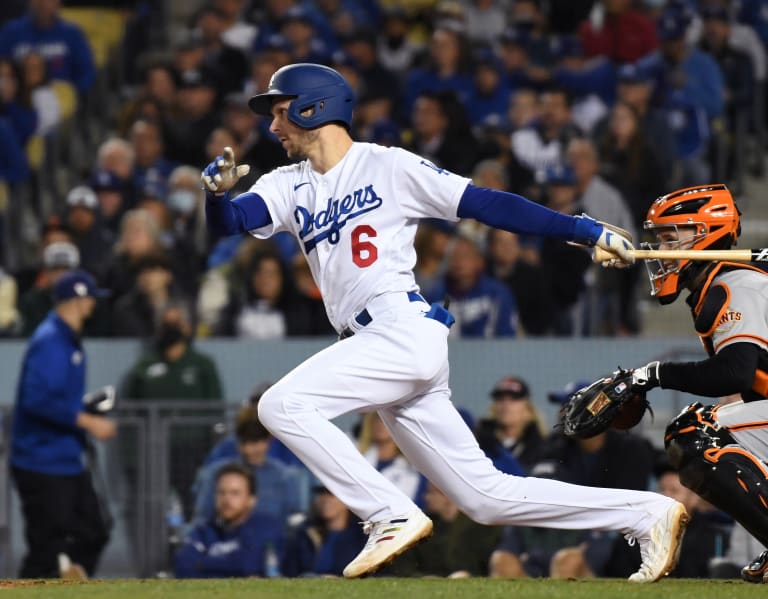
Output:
[
  {"xmin": 716, "ymin": 308, "xmax": 743, "ymax": 333},
  {"xmin": 294, "ymin": 184, "xmax": 383, "ymax": 254}
]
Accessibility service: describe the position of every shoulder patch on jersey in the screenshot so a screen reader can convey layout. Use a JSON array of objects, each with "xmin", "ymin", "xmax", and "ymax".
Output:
[{"xmin": 694, "ymin": 283, "xmax": 730, "ymax": 336}]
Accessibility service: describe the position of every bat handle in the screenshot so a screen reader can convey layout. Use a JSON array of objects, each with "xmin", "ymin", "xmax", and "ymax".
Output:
[{"xmin": 592, "ymin": 245, "xmax": 632, "ymax": 264}]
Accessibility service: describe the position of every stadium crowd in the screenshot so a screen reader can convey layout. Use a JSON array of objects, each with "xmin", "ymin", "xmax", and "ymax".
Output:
[
  {"xmin": 0, "ymin": 0, "xmax": 764, "ymax": 580},
  {"xmin": 1, "ymin": 0, "xmax": 766, "ymax": 341}
]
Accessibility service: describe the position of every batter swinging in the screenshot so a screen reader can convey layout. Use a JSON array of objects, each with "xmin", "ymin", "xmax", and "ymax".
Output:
[{"xmin": 202, "ymin": 63, "xmax": 688, "ymax": 582}]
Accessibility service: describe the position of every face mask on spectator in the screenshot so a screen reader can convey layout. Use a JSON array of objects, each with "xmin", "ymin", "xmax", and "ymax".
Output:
[
  {"xmin": 169, "ymin": 190, "xmax": 197, "ymax": 215},
  {"xmin": 155, "ymin": 323, "xmax": 187, "ymax": 352}
]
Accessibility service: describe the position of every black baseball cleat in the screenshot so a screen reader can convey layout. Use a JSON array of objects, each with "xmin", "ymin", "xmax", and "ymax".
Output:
[{"xmin": 741, "ymin": 550, "xmax": 768, "ymax": 583}]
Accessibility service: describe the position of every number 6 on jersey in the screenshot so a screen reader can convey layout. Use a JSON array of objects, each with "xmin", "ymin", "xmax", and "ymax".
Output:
[{"xmin": 351, "ymin": 225, "xmax": 378, "ymax": 267}]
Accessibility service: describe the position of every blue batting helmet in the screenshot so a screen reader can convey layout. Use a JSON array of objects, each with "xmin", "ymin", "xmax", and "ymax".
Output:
[{"xmin": 248, "ymin": 63, "xmax": 354, "ymax": 129}]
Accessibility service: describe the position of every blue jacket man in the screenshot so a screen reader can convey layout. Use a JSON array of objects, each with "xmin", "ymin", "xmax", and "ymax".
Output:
[
  {"xmin": 176, "ymin": 463, "xmax": 286, "ymax": 578},
  {"xmin": 11, "ymin": 270, "xmax": 115, "ymax": 579}
]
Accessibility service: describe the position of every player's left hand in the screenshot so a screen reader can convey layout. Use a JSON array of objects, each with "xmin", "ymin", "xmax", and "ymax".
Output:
[
  {"xmin": 595, "ymin": 221, "xmax": 635, "ymax": 267},
  {"xmin": 630, "ymin": 361, "xmax": 661, "ymax": 393},
  {"xmin": 201, "ymin": 146, "xmax": 250, "ymax": 194}
]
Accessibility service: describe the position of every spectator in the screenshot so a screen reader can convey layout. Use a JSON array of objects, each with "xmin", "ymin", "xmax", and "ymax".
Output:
[
  {"xmin": 507, "ymin": 87, "xmax": 539, "ymax": 132},
  {"xmin": 174, "ymin": 463, "xmax": 286, "ymax": 579},
  {"xmin": 18, "ymin": 240, "xmax": 79, "ymax": 336},
  {"xmin": 392, "ymin": 481, "xmax": 502, "ymax": 577},
  {"xmin": 427, "ymin": 235, "xmax": 517, "ymax": 338},
  {"xmin": 92, "ymin": 137, "xmax": 137, "ymax": 231},
  {"xmin": 538, "ymin": 165, "xmax": 593, "ymax": 336},
  {"xmin": 202, "ymin": 383, "xmax": 305, "ymax": 470},
  {"xmin": 282, "ymin": 485, "xmax": 367, "ymax": 577},
  {"xmin": 509, "ymin": 87, "xmax": 581, "ymax": 197},
  {"xmin": 20, "ymin": 50, "xmax": 72, "ymax": 136},
  {"xmin": 579, "ymin": 0, "xmax": 658, "ymax": 63},
  {"xmin": 193, "ymin": 5, "xmax": 249, "ymax": 98},
  {"xmin": 485, "ymin": 229, "xmax": 552, "ymax": 336},
  {"xmin": 404, "ymin": 24, "xmax": 474, "ymax": 115},
  {"xmin": 193, "ymin": 407, "xmax": 305, "ymax": 526},
  {"xmin": 111, "ymin": 253, "xmax": 184, "ymax": 338},
  {"xmin": 209, "ymin": 0, "xmax": 254, "ymax": 50},
  {"xmin": 414, "ymin": 220, "xmax": 455, "ymax": 302},
  {"xmin": 11, "ymin": 270, "xmax": 115, "ymax": 579},
  {"xmin": 549, "ymin": 35, "xmax": 615, "ymax": 134},
  {"xmin": 290, "ymin": 254, "xmax": 335, "ymax": 336},
  {"xmin": 0, "ymin": 57, "xmax": 37, "ymax": 149},
  {"xmin": 639, "ymin": 8, "xmax": 725, "ymax": 122},
  {"xmin": 167, "ymin": 165, "xmax": 210, "ymax": 269},
  {"xmin": 409, "ymin": 90, "xmax": 479, "ymax": 176},
  {"xmin": 215, "ymin": 250, "xmax": 311, "ymax": 338},
  {"xmin": 594, "ymin": 63, "xmax": 678, "ymax": 185},
  {"xmin": 566, "ymin": 138, "xmax": 639, "ymax": 336},
  {"xmin": 63, "ymin": 185, "xmax": 114, "ymax": 281},
  {"xmin": 475, "ymin": 376, "xmax": 543, "ymax": 474},
  {"xmin": 0, "ymin": 0, "xmax": 95, "ymax": 97},
  {"xmin": 121, "ymin": 303, "xmax": 223, "ymax": 517},
  {"xmin": 497, "ymin": 28, "xmax": 534, "ymax": 93},
  {"xmin": 279, "ymin": 7, "xmax": 330, "ymax": 65},
  {"xmin": 463, "ymin": 0, "xmax": 507, "ymax": 44},
  {"xmin": 340, "ymin": 30, "xmax": 399, "ymax": 105},
  {"xmin": 129, "ymin": 118, "xmax": 177, "ymax": 194},
  {"xmin": 356, "ymin": 412, "xmax": 425, "ymax": 506},
  {"xmin": 699, "ymin": 4, "xmax": 755, "ymax": 191},
  {"xmin": 166, "ymin": 67, "xmax": 221, "ymax": 168},
  {"xmin": 597, "ymin": 101, "xmax": 667, "ymax": 230},
  {"xmin": 221, "ymin": 92, "xmax": 286, "ymax": 185},
  {"xmin": 116, "ymin": 60, "xmax": 178, "ymax": 136},
  {"xmin": 466, "ymin": 51, "xmax": 513, "ymax": 127},
  {"xmin": 103, "ymin": 209, "xmax": 165, "ymax": 304},
  {"xmin": 376, "ymin": 7, "xmax": 420, "ymax": 78}
]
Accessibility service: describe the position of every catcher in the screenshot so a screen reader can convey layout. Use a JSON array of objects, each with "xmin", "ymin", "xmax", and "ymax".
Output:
[{"xmin": 562, "ymin": 184, "xmax": 768, "ymax": 583}]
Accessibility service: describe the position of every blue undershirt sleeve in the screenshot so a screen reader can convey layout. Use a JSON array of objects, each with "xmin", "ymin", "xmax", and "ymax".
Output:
[
  {"xmin": 456, "ymin": 184, "xmax": 603, "ymax": 244},
  {"xmin": 205, "ymin": 191, "xmax": 273, "ymax": 236}
]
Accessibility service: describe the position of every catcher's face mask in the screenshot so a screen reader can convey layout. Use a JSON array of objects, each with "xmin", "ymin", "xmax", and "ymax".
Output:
[
  {"xmin": 641, "ymin": 223, "xmax": 704, "ymax": 303},
  {"xmin": 642, "ymin": 184, "xmax": 740, "ymax": 304}
]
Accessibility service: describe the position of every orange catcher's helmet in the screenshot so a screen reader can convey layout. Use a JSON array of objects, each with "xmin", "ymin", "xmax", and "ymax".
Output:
[{"xmin": 642, "ymin": 184, "xmax": 741, "ymax": 304}]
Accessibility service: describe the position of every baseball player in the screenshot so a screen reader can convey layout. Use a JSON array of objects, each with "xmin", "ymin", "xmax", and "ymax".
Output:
[
  {"xmin": 201, "ymin": 62, "xmax": 688, "ymax": 582},
  {"xmin": 574, "ymin": 184, "xmax": 768, "ymax": 583}
]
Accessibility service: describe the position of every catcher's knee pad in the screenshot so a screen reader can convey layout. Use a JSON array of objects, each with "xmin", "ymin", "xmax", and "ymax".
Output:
[{"xmin": 665, "ymin": 402, "xmax": 768, "ymax": 547}]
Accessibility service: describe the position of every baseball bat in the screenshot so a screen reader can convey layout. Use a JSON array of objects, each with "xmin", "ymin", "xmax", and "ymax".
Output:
[{"xmin": 593, "ymin": 246, "xmax": 768, "ymax": 263}]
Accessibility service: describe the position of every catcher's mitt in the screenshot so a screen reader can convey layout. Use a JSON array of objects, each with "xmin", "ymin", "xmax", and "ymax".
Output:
[{"xmin": 560, "ymin": 368, "xmax": 653, "ymax": 439}]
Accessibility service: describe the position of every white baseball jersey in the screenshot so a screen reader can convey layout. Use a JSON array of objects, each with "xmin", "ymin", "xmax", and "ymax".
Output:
[
  {"xmin": 707, "ymin": 269, "xmax": 768, "ymax": 354},
  {"xmin": 700, "ymin": 267, "xmax": 768, "ymax": 461},
  {"xmin": 246, "ymin": 142, "xmax": 471, "ymax": 331}
]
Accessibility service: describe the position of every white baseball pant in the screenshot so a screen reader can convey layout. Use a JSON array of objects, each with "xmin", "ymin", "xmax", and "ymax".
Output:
[{"xmin": 258, "ymin": 292, "xmax": 675, "ymax": 537}]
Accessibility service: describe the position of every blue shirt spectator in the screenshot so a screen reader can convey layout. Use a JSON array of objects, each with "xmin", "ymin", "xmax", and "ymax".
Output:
[
  {"xmin": 427, "ymin": 236, "xmax": 517, "ymax": 338},
  {"xmin": 176, "ymin": 463, "xmax": 286, "ymax": 578},
  {"xmin": 638, "ymin": 9, "xmax": 725, "ymax": 120},
  {"xmin": 0, "ymin": 6, "xmax": 95, "ymax": 96},
  {"xmin": 192, "ymin": 410, "xmax": 306, "ymax": 525},
  {"xmin": 204, "ymin": 432, "xmax": 304, "ymax": 469}
]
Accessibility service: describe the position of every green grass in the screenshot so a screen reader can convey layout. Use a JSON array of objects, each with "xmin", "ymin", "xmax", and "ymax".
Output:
[{"xmin": 0, "ymin": 577, "xmax": 756, "ymax": 599}]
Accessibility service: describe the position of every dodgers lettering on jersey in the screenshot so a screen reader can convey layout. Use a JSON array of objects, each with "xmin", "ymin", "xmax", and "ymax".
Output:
[
  {"xmin": 246, "ymin": 143, "xmax": 471, "ymax": 331},
  {"xmin": 295, "ymin": 184, "xmax": 384, "ymax": 254}
]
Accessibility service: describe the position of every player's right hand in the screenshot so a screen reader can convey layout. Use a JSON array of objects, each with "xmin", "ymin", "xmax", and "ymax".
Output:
[
  {"xmin": 201, "ymin": 146, "xmax": 250, "ymax": 195},
  {"xmin": 77, "ymin": 412, "xmax": 117, "ymax": 440}
]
